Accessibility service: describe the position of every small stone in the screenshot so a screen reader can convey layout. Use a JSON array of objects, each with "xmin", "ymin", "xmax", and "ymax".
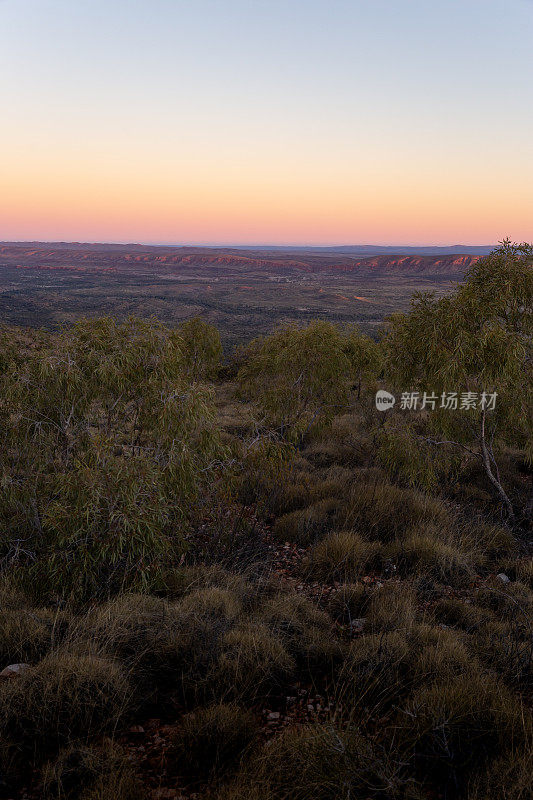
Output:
[
  {"xmin": 349, "ymin": 618, "xmax": 366, "ymax": 634},
  {"xmin": 497, "ymin": 573, "xmax": 511, "ymax": 584},
  {"xmin": 128, "ymin": 725, "xmax": 145, "ymax": 734},
  {"xmin": 0, "ymin": 663, "xmax": 31, "ymax": 679}
]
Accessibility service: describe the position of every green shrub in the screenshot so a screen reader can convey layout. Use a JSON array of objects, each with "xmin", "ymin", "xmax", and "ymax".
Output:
[
  {"xmin": 177, "ymin": 316, "xmax": 222, "ymax": 380},
  {"xmin": 0, "ymin": 317, "xmax": 225, "ymax": 602},
  {"xmin": 237, "ymin": 321, "xmax": 369, "ymax": 442},
  {"xmin": 377, "ymin": 417, "xmax": 460, "ymax": 491},
  {"xmin": 382, "ymin": 241, "xmax": 533, "ymax": 520},
  {"xmin": 235, "ymin": 435, "xmax": 297, "ymax": 511}
]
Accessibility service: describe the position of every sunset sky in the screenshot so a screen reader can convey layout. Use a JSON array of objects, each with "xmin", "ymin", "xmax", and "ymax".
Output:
[{"xmin": 1, "ymin": 0, "xmax": 532, "ymax": 246}]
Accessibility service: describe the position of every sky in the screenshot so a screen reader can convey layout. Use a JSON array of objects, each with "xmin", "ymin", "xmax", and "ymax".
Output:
[{"xmin": 1, "ymin": 0, "xmax": 532, "ymax": 246}]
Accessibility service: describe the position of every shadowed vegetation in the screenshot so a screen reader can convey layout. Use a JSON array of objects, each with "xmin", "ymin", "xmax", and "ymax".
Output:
[{"xmin": 0, "ymin": 243, "xmax": 530, "ymax": 799}]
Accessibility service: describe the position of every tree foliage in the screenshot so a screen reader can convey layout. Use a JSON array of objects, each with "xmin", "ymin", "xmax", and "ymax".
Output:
[
  {"xmin": 237, "ymin": 321, "xmax": 380, "ymax": 442},
  {"xmin": 383, "ymin": 241, "xmax": 533, "ymax": 518},
  {"xmin": 177, "ymin": 316, "xmax": 223, "ymax": 381},
  {"xmin": 0, "ymin": 317, "xmax": 224, "ymax": 600}
]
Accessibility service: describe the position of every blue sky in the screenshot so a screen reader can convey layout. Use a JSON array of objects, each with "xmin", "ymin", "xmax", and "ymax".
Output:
[{"xmin": 1, "ymin": 0, "xmax": 532, "ymax": 244}]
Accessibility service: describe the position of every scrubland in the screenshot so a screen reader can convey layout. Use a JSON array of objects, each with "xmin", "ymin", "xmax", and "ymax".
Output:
[{"xmin": 0, "ymin": 243, "xmax": 531, "ymax": 799}]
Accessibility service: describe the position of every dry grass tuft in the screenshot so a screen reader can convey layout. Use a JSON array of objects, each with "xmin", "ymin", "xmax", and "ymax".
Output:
[
  {"xmin": 160, "ymin": 564, "xmax": 250, "ymax": 602},
  {"xmin": 258, "ymin": 593, "xmax": 341, "ymax": 667},
  {"xmin": 69, "ymin": 593, "xmax": 228, "ymax": 704},
  {"xmin": 0, "ymin": 652, "xmax": 131, "ymax": 756},
  {"xmin": 409, "ymin": 624, "xmax": 474, "ymax": 682},
  {"xmin": 366, "ymin": 581, "xmax": 418, "ymax": 632},
  {"xmin": 466, "ymin": 742, "xmax": 533, "ymax": 800},
  {"xmin": 304, "ymin": 531, "xmax": 383, "ymax": 582},
  {"xmin": 338, "ymin": 630, "xmax": 414, "ymax": 713},
  {"xmin": 177, "ymin": 587, "xmax": 243, "ymax": 620},
  {"xmin": 468, "ymin": 618, "xmax": 533, "ymax": 687},
  {"xmin": 216, "ymin": 622, "xmax": 294, "ymax": 700},
  {"xmin": 340, "ymin": 480, "xmax": 451, "ymax": 542},
  {"xmin": 0, "ymin": 606, "xmax": 70, "ymax": 666},
  {"xmin": 234, "ymin": 723, "xmax": 403, "ymax": 800},
  {"xmin": 169, "ymin": 703, "xmax": 258, "ymax": 781},
  {"xmin": 273, "ymin": 499, "xmax": 341, "ymax": 546},
  {"xmin": 516, "ymin": 557, "xmax": 533, "ymax": 589},
  {"xmin": 42, "ymin": 740, "xmax": 143, "ymax": 799},
  {"xmin": 327, "ymin": 583, "xmax": 371, "ymax": 623},
  {"xmin": 386, "ymin": 532, "xmax": 474, "ymax": 586},
  {"xmin": 432, "ymin": 596, "xmax": 489, "ymax": 631},
  {"xmin": 402, "ymin": 673, "xmax": 530, "ymax": 787},
  {"xmin": 475, "ymin": 580, "xmax": 533, "ymax": 617},
  {"xmin": 337, "ymin": 621, "xmax": 475, "ymax": 720}
]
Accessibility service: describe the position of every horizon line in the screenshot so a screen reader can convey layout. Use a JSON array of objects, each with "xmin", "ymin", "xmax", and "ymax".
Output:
[{"xmin": 1, "ymin": 239, "xmax": 497, "ymax": 249}]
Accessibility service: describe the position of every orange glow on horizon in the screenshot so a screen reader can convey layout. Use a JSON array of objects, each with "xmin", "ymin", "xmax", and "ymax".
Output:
[{"xmin": 2, "ymin": 149, "xmax": 532, "ymax": 245}]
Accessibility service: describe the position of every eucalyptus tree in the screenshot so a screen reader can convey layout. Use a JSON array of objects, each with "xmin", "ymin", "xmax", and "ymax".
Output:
[
  {"xmin": 237, "ymin": 320, "xmax": 380, "ymax": 443},
  {"xmin": 178, "ymin": 316, "xmax": 223, "ymax": 381},
  {"xmin": 384, "ymin": 241, "xmax": 532, "ymax": 521},
  {"xmin": 0, "ymin": 317, "xmax": 224, "ymax": 600}
]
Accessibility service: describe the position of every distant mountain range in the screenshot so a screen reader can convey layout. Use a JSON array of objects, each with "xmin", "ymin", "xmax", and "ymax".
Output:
[
  {"xmin": 0, "ymin": 242, "xmax": 490, "ymax": 277},
  {"xmin": 2, "ymin": 241, "xmax": 494, "ymax": 256},
  {"xmin": 233, "ymin": 244, "xmax": 495, "ymax": 256}
]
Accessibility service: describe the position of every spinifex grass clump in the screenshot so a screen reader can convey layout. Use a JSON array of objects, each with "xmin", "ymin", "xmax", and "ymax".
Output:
[{"xmin": 169, "ymin": 703, "xmax": 259, "ymax": 781}]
